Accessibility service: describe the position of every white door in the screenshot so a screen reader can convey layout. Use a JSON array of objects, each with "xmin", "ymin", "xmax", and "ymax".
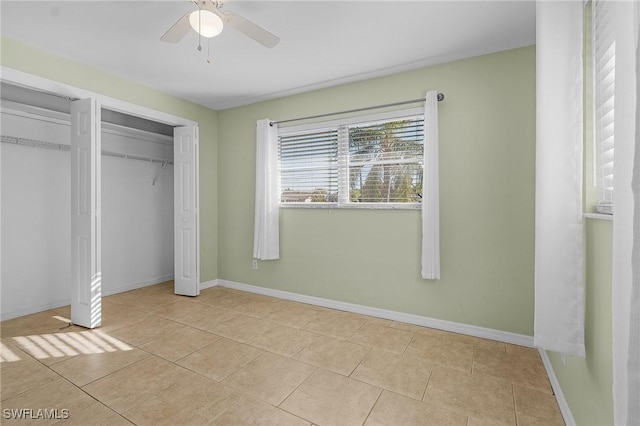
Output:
[
  {"xmin": 70, "ymin": 99, "xmax": 102, "ymax": 328},
  {"xmin": 174, "ymin": 126, "xmax": 199, "ymax": 296}
]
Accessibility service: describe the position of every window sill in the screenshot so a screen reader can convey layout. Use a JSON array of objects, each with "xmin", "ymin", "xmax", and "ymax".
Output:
[
  {"xmin": 583, "ymin": 212, "xmax": 613, "ymax": 221},
  {"xmin": 280, "ymin": 203, "xmax": 421, "ymax": 210}
]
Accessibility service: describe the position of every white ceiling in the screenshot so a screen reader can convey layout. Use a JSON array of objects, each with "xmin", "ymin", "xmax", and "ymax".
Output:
[{"xmin": 0, "ymin": 1, "xmax": 536, "ymax": 111}]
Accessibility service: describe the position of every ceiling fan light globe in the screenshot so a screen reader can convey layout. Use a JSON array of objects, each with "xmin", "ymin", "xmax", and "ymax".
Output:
[{"xmin": 189, "ymin": 10, "xmax": 223, "ymax": 38}]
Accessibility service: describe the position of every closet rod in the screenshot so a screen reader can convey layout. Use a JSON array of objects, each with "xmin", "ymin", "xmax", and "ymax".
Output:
[
  {"xmin": 1, "ymin": 135, "xmax": 173, "ymax": 165},
  {"xmin": 269, "ymin": 92, "xmax": 444, "ymax": 127}
]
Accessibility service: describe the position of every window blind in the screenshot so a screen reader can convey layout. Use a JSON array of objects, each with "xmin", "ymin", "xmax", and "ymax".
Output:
[
  {"xmin": 278, "ymin": 111, "xmax": 425, "ymax": 207},
  {"xmin": 347, "ymin": 118, "xmax": 424, "ymax": 203},
  {"xmin": 593, "ymin": 0, "xmax": 616, "ymax": 213},
  {"xmin": 279, "ymin": 129, "xmax": 338, "ymax": 203}
]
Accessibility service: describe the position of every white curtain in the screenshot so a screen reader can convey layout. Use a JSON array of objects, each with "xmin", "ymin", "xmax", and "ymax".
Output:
[
  {"xmin": 534, "ymin": 1, "xmax": 586, "ymax": 357},
  {"xmin": 421, "ymin": 90, "xmax": 440, "ymax": 280},
  {"xmin": 253, "ymin": 119, "xmax": 280, "ymax": 260},
  {"xmin": 612, "ymin": 2, "xmax": 640, "ymax": 424}
]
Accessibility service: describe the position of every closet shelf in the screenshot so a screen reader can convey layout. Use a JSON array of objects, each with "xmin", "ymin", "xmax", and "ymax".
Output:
[{"xmin": 1, "ymin": 135, "xmax": 174, "ymax": 165}]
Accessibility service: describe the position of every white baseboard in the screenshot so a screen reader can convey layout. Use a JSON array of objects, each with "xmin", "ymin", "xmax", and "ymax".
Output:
[
  {"xmin": 538, "ymin": 349, "xmax": 576, "ymax": 426},
  {"xmin": 1, "ymin": 298, "xmax": 71, "ymax": 321},
  {"xmin": 199, "ymin": 279, "xmax": 219, "ymax": 291},
  {"xmin": 1, "ymin": 275, "xmax": 175, "ymax": 321},
  {"xmin": 215, "ymin": 279, "xmax": 534, "ymax": 348},
  {"xmin": 102, "ymin": 275, "xmax": 175, "ymax": 297}
]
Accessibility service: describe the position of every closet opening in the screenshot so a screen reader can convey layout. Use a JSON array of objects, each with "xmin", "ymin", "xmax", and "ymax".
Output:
[{"xmin": 1, "ymin": 81, "xmax": 199, "ymax": 323}]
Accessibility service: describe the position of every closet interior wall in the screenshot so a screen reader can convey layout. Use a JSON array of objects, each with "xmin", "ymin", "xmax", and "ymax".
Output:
[{"xmin": 0, "ymin": 96, "xmax": 175, "ymax": 320}]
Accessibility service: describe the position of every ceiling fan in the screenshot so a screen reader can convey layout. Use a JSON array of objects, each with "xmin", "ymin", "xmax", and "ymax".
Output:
[{"xmin": 161, "ymin": 0, "xmax": 280, "ymax": 49}]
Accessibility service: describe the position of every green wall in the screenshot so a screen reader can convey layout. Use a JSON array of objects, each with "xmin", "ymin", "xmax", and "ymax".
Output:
[
  {"xmin": 0, "ymin": 37, "xmax": 219, "ymax": 282},
  {"xmin": 218, "ymin": 46, "xmax": 536, "ymax": 335},
  {"xmin": 547, "ymin": 219, "xmax": 614, "ymax": 425}
]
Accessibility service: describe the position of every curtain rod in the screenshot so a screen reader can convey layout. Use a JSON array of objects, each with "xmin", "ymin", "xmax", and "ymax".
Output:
[{"xmin": 269, "ymin": 93, "xmax": 444, "ymax": 127}]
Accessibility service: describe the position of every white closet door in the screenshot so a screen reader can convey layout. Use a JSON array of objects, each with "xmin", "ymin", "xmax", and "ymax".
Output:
[
  {"xmin": 70, "ymin": 99, "xmax": 102, "ymax": 328},
  {"xmin": 174, "ymin": 126, "xmax": 199, "ymax": 296}
]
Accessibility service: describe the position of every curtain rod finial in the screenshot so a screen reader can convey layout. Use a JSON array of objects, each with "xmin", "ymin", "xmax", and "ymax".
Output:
[{"xmin": 437, "ymin": 93, "xmax": 444, "ymax": 102}]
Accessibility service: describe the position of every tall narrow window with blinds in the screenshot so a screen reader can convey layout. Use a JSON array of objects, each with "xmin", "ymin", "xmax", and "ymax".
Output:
[
  {"xmin": 593, "ymin": 0, "xmax": 615, "ymax": 214},
  {"xmin": 278, "ymin": 112, "xmax": 424, "ymax": 208}
]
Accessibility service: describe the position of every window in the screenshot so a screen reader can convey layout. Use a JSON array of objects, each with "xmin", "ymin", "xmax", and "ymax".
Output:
[
  {"xmin": 279, "ymin": 128, "xmax": 339, "ymax": 203},
  {"xmin": 593, "ymin": 0, "xmax": 615, "ymax": 214},
  {"xmin": 278, "ymin": 110, "xmax": 424, "ymax": 208}
]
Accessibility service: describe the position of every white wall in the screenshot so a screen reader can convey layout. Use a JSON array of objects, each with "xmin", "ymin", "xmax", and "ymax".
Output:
[
  {"xmin": 101, "ymin": 127, "xmax": 174, "ymax": 296},
  {"xmin": 1, "ymin": 108, "xmax": 174, "ymax": 320}
]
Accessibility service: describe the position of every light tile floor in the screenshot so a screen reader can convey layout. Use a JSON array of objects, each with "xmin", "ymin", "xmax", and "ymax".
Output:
[{"xmin": 0, "ymin": 282, "xmax": 565, "ymax": 425}]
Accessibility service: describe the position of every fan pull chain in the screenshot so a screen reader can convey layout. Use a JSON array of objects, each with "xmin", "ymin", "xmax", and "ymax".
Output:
[{"xmin": 197, "ymin": 8, "xmax": 202, "ymax": 51}]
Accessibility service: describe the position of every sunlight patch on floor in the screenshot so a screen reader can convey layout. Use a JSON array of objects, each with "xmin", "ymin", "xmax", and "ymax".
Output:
[
  {"xmin": 0, "ymin": 342, "xmax": 22, "ymax": 363},
  {"xmin": 5, "ymin": 330, "xmax": 133, "ymax": 362}
]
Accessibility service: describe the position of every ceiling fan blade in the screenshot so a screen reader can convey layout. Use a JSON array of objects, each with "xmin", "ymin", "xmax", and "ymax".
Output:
[
  {"xmin": 223, "ymin": 11, "xmax": 280, "ymax": 48},
  {"xmin": 161, "ymin": 13, "xmax": 192, "ymax": 43}
]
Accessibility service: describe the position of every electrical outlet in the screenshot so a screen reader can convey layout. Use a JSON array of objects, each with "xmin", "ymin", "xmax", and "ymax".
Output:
[{"xmin": 252, "ymin": 259, "xmax": 258, "ymax": 270}]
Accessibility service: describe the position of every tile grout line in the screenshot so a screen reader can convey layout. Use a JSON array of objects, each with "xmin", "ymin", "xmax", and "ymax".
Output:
[
  {"xmin": 275, "ymin": 366, "xmax": 319, "ymax": 419},
  {"xmin": 347, "ymin": 346, "xmax": 372, "ymax": 377},
  {"xmin": 402, "ymin": 331, "xmax": 418, "ymax": 356},
  {"xmin": 471, "ymin": 346, "xmax": 477, "ymax": 375},
  {"xmin": 511, "ymin": 383, "xmax": 520, "ymax": 426},
  {"xmin": 205, "ymin": 393, "xmax": 244, "ymax": 425},
  {"xmin": 361, "ymin": 387, "xmax": 384, "ymax": 425},
  {"xmin": 39, "ymin": 355, "xmax": 135, "ymax": 425},
  {"xmin": 421, "ymin": 369, "xmax": 433, "ymax": 402}
]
